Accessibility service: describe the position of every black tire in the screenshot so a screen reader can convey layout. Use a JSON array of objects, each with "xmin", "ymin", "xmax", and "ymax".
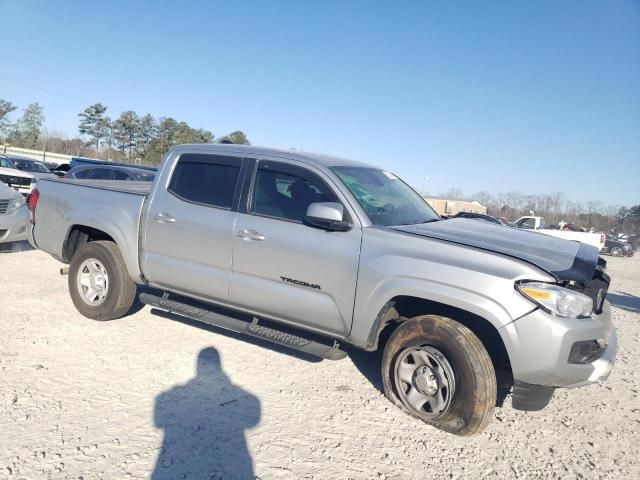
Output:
[
  {"xmin": 381, "ymin": 315, "xmax": 496, "ymax": 436},
  {"xmin": 610, "ymin": 246, "xmax": 623, "ymax": 257},
  {"xmin": 68, "ymin": 240, "xmax": 136, "ymax": 321}
]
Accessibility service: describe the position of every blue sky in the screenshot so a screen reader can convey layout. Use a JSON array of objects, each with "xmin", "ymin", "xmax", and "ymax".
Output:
[{"xmin": 1, "ymin": 1, "xmax": 638, "ymax": 206}]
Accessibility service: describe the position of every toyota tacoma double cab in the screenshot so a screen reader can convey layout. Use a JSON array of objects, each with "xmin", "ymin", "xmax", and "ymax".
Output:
[{"xmin": 27, "ymin": 144, "xmax": 617, "ymax": 435}]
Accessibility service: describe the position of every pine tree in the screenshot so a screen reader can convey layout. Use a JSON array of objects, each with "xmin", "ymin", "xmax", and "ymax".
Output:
[
  {"xmin": 78, "ymin": 103, "xmax": 109, "ymax": 155},
  {"xmin": 0, "ymin": 99, "xmax": 17, "ymax": 142}
]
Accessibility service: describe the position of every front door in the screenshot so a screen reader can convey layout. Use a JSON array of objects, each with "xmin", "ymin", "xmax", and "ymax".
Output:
[
  {"xmin": 142, "ymin": 152, "xmax": 243, "ymax": 301},
  {"xmin": 229, "ymin": 160, "xmax": 362, "ymax": 336}
]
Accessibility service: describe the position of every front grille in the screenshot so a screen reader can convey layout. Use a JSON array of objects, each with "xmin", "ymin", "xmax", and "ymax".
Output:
[
  {"xmin": 0, "ymin": 200, "xmax": 8, "ymax": 214},
  {"xmin": 0, "ymin": 229, "xmax": 7, "ymax": 239},
  {"xmin": 0, "ymin": 174, "xmax": 32, "ymax": 187}
]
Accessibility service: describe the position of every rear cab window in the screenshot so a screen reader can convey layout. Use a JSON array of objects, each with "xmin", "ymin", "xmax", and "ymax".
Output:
[{"xmin": 168, "ymin": 153, "xmax": 242, "ymax": 209}]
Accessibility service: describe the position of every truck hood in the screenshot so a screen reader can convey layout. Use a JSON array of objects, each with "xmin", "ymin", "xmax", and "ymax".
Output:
[
  {"xmin": 0, "ymin": 166, "xmax": 35, "ymax": 179},
  {"xmin": 391, "ymin": 218, "xmax": 600, "ymax": 283}
]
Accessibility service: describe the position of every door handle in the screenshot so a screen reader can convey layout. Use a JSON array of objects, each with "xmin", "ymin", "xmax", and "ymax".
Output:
[
  {"xmin": 152, "ymin": 212, "xmax": 176, "ymax": 223},
  {"xmin": 237, "ymin": 229, "xmax": 265, "ymax": 241}
]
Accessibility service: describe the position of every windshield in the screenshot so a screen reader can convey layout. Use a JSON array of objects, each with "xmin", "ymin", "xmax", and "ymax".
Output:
[
  {"xmin": 15, "ymin": 160, "xmax": 51, "ymax": 173},
  {"xmin": 0, "ymin": 157, "xmax": 16, "ymax": 169},
  {"xmin": 332, "ymin": 166, "xmax": 440, "ymax": 226}
]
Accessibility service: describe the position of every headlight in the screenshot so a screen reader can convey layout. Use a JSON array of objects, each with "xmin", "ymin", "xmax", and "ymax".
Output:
[
  {"xmin": 517, "ymin": 282, "xmax": 593, "ymax": 318},
  {"xmin": 6, "ymin": 196, "xmax": 26, "ymax": 215}
]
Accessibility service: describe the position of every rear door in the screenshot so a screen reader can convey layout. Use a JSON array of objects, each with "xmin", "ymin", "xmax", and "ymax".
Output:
[
  {"xmin": 142, "ymin": 152, "xmax": 244, "ymax": 301},
  {"xmin": 229, "ymin": 159, "xmax": 362, "ymax": 336}
]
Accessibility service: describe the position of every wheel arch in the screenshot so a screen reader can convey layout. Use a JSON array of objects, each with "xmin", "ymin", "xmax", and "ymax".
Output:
[
  {"xmin": 368, "ymin": 295, "xmax": 513, "ymax": 382},
  {"xmin": 62, "ymin": 222, "xmax": 142, "ymax": 283},
  {"xmin": 63, "ymin": 224, "xmax": 116, "ymax": 262}
]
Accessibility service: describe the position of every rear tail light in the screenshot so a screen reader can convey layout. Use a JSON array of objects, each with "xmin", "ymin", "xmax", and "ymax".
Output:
[{"xmin": 28, "ymin": 188, "xmax": 39, "ymax": 222}]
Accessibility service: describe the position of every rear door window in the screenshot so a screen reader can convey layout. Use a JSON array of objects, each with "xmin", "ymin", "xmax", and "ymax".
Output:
[{"xmin": 168, "ymin": 154, "xmax": 242, "ymax": 209}]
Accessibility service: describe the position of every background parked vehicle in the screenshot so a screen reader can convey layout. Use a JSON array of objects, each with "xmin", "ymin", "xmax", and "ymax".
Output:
[
  {"xmin": 11, "ymin": 157, "xmax": 58, "ymax": 180},
  {"xmin": 43, "ymin": 161, "xmax": 68, "ymax": 177},
  {"xmin": 0, "ymin": 155, "xmax": 37, "ymax": 195},
  {"xmin": 64, "ymin": 165, "xmax": 156, "ymax": 181},
  {"xmin": 609, "ymin": 230, "xmax": 639, "ymax": 250},
  {"xmin": 513, "ymin": 215, "xmax": 605, "ymax": 251},
  {"xmin": 0, "ymin": 181, "xmax": 29, "ymax": 244},
  {"xmin": 602, "ymin": 235, "xmax": 634, "ymax": 257}
]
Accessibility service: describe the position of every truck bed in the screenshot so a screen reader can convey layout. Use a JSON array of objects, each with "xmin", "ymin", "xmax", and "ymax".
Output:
[
  {"xmin": 45, "ymin": 178, "xmax": 152, "ymax": 196},
  {"xmin": 31, "ymin": 178, "xmax": 148, "ymax": 282}
]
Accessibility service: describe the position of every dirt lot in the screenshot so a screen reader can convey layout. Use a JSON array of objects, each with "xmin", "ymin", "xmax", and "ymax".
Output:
[{"xmin": 1, "ymin": 243, "xmax": 639, "ymax": 479}]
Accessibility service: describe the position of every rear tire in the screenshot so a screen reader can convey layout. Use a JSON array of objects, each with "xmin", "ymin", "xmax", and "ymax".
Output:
[
  {"xmin": 69, "ymin": 241, "xmax": 136, "ymax": 320},
  {"xmin": 381, "ymin": 315, "xmax": 496, "ymax": 436},
  {"xmin": 610, "ymin": 246, "xmax": 623, "ymax": 257}
]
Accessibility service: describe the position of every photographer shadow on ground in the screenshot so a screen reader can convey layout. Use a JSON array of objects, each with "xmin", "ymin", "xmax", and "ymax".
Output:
[{"xmin": 152, "ymin": 347, "xmax": 260, "ymax": 480}]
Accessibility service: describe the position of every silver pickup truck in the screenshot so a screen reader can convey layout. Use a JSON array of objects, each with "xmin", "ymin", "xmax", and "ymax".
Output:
[{"xmin": 28, "ymin": 144, "xmax": 617, "ymax": 436}]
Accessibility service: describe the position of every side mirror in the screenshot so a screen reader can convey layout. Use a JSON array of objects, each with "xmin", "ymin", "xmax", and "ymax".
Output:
[{"xmin": 305, "ymin": 202, "xmax": 352, "ymax": 232}]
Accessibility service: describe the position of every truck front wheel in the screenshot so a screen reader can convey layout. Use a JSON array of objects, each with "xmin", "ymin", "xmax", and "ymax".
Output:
[
  {"xmin": 69, "ymin": 240, "xmax": 136, "ymax": 321},
  {"xmin": 381, "ymin": 315, "xmax": 496, "ymax": 436}
]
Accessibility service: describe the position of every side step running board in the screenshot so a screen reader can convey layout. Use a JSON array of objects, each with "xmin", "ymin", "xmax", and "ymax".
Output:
[{"xmin": 139, "ymin": 293, "xmax": 347, "ymax": 360}]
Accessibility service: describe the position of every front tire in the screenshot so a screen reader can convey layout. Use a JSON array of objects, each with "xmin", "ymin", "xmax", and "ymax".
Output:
[
  {"xmin": 69, "ymin": 241, "xmax": 136, "ymax": 321},
  {"xmin": 610, "ymin": 246, "xmax": 623, "ymax": 257},
  {"xmin": 382, "ymin": 315, "xmax": 496, "ymax": 436}
]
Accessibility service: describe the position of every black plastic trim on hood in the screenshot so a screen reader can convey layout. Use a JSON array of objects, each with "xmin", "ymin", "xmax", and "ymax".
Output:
[{"xmin": 552, "ymin": 243, "xmax": 601, "ymax": 283}]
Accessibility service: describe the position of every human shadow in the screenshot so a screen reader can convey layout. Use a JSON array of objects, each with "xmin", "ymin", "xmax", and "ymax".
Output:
[
  {"xmin": 152, "ymin": 347, "xmax": 260, "ymax": 480},
  {"xmin": 608, "ymin": 292, "xmax": 640, "ymax": 314}
]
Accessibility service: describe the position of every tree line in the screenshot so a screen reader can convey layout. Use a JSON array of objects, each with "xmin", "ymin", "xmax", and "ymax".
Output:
[
  {"xmin": 438, "ymin": 188, "xmax": 639, "ymax": 234},
  {"xmin": 1, "ymin": 97, "xmax": 636, "ymax": 234},
  {"xmin": 0, "ymin": 99, "xmax": 249, "ymax": 164}
]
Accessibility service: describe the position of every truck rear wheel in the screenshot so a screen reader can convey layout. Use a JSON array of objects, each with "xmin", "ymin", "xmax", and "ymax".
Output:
[
  {"xmin": 69, "ymin": 240, "xmax": 136, "ymax": 321},
  {"xmin": 381, "ymin": 315, "xmax": 496, "ymax": 436}
]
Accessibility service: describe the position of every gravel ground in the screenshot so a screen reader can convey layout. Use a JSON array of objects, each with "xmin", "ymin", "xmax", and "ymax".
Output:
[{"xmin": 1, "ymin": 243, "xmax": 639, "ymax": 479}]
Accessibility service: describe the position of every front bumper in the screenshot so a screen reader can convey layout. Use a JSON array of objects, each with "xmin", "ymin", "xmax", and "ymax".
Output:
[
  {"xmin": 0, "ymin": 204, "xmax": 29, "ymax": 244},
  {"xmin": 501, "ymin": 301, "xmax": 617, "ymax": 409}
]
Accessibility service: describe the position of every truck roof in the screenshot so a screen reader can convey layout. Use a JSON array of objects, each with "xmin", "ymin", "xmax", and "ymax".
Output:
[{"xmin": 172, "ymin": 144, "xmax": 374, "ymax": 170}]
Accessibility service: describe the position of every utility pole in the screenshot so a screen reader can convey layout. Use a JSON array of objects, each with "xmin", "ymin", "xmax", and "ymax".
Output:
[
  {"xmin": 421, "ymin": 176, "xmax": 429, "ymax": 196},
  {"xmin": 41, "ymin": 126, "xmax": 48, "ymax": 162}
]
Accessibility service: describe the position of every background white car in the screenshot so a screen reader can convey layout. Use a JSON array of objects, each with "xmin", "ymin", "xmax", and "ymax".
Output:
[
  {"xmin": 0, "ymin": 155, "xmax": 37, "ymax": 195},
  {"xmin": 0, "ymin": 181, "xmax": 29, "ymax": 244}
]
